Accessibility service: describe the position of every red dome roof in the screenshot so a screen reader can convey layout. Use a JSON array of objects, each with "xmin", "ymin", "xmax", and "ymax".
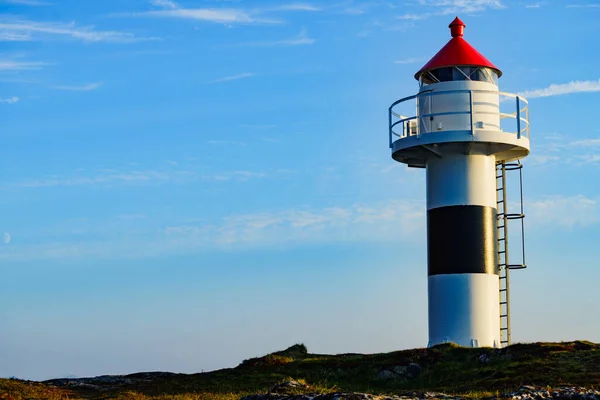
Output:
[{"xmin": 415, "ymin": 17, "xmax": 501, "ymax": 79}]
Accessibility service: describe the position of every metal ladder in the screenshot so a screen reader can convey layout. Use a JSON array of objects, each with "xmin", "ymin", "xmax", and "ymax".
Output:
[{"xmin": 496, "ymin": 161, "xmax": 527, "ymax": 347}]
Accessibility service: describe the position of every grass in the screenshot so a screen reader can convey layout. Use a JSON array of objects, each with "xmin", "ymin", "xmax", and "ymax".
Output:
[{"xmin": 2, "ymin": 341, "xmax": 599, "ymax": 399}]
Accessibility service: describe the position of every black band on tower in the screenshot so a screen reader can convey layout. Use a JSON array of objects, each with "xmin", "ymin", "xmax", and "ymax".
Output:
[{"xmin": 427, "ymin": 205, "xmax": 498, "ymax": 276}]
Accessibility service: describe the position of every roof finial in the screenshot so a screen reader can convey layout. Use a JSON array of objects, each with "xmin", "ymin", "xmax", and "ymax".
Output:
[{"xmin": 449, "ymin": 17, "xmax": 465, "ymax": 38}]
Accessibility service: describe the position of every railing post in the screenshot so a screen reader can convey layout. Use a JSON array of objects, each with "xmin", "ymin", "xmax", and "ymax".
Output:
[
  {"xmin": 469, "ymin": 91, "xmax": 474, "ymax": 135},
  {"xmin": 416, "ymin": 94, "xmax": 420, "ymax": 136},
  {"xmin": 516, "ymin": 97, "xmax": 521, "ymax": 139},
  {"xmin": 388, "ymin": 107, "xmax": 392, "ymax": 148}
]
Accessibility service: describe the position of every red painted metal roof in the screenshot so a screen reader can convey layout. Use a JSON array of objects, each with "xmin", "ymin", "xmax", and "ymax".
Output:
[{"xmin": 415, "ymin": 17, "xmax": 502, "ymax": 79}]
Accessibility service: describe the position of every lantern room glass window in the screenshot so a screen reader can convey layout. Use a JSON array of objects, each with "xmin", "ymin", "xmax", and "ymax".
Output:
[{"xmin": 419, "ymin": 66, "xmax": 498, "ymax": 87}]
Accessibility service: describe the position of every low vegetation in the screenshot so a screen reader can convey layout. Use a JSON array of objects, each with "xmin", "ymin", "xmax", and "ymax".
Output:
[{"xmin": 2, "ymin": 341, "xmax": 599, "ymax": 400}]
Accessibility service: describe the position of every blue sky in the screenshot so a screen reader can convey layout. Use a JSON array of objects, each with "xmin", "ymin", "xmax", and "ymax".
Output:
[{"xmin": 1, "ymin": 0, "xmax": 600, "ymax": 381}]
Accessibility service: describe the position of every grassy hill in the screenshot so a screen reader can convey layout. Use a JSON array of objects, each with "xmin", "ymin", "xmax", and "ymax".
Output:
[{"xmin": 1, "ymin": 341, "xmax": 599, "ymax": 400}]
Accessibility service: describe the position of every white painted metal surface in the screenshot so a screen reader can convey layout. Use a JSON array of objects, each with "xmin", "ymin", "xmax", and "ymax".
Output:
[
  {"xmin": 426, "ymin": 154, "xmax": 497, "ymax": 210},
  {"xmin": 428, "ymin": 273, "xmax": 500, "ymax": 348},
  {"xmin": 418, "ymin": 80, "xmax": 500, "ymax": 134}
]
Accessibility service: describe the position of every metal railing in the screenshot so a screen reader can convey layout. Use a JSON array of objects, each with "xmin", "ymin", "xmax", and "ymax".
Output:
[{"xmin": 388, "ymin": 89, "xmax": 530, "ymax": 148}]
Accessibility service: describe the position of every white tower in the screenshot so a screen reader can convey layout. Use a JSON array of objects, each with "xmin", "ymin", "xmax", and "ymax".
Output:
[{"xmin": 389, "ymin": 17, "xmax": 530, "ymax": 348}]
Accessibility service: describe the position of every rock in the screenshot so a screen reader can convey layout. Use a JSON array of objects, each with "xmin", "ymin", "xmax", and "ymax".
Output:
[
  {"xmin": 406, "ymin": 363, "xmax": 422, "ymax": 378},
  {"xmin": 479, "ymin": 353, "xmax": 491, "ymax": 364},
  {"xmin": 520, "ymin": 386, "xmax": 537, "ymax": 392},
  {"xmin": 269, "ymin": 379, "xmax": 310, "ymax": 394},
  {"xmin": 377, "ymin": 363, "xmax": 421, "ymax": 381},
  {"xmin": 392, "ymin": 366, "xmax": 407, "ymax": 375},
  {"xmin": 241, "ymin": 388, "xmax": 600, "ymax": 400},
  {"xmin": 376, "ymin": 370, "xmax": 396, "ymax": 380}
]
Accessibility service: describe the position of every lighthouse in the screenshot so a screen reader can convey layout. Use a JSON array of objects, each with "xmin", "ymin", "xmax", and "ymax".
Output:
[{"xmin": 389, "ymin": 18, "xmax": 530, "ymax": 348}]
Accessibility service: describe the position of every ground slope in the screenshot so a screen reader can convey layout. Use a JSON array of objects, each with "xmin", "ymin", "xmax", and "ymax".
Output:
[{"xmin": 1, "ymin": 341, "xmax": 599, "ymax": 399}]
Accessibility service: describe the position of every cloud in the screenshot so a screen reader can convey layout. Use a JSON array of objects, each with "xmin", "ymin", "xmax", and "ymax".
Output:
[
  {"xmin": 207, "ymin": 140, "xmax": 246, "ymax": 146},
  {"xmin": 149, "ymin": 0, "xmax": 178, "ymax": 8},
  {"xmin": 238, "ymin": 28, "xmax": 315, "ymax": 46},
  {"xmin": 207, "ymin": 72, "xmax": 255, "ymax": 84},
  {"xmin": 2, "ymin": 0, "xmax": 50, "ymax": 4},
  {"xmin": 524, "ymin": 2, "xmax": 543, "ymax": 8},
  {"xmin": 168, "ymin": 201, "xmax": 425, "ymax": 248},
  {"xmin": 0, "ymin": 198, "xmax": 427, "ymax": 261},
  {"xmin": 0, "ymin": 96, "xmax": 19, "ymax": 103},
  {"xmin": 237, "ymin": 124, "xmax": 276, "ymax": 129},
  {"xmin": 569, "ymin": 139, "xmax": 600, "ymax": 147},
  {"xmin": 51, "ymin": 82, "xmax": 103, "ymax": 91},
  {"xmin": 0, "ymin": 19, "xmax": 157, "ymax": 43},
  {"xmin": 394, "ymin": 57, "xmax": 425, "ymax": 65},
  {"xmin": 2, "ymin": 232, "xmax": 10, "ymax": 244},
  {"xmin": 418, "ymin": 0, "xmax": 505, "ymax": 13},
  {"xmin": 527, "ymin": 195, "xmax": 600, "ymax": 229},
  {"xmin": 0, "ymin": 58, "xmax": 49, "ymax": 71},
  {"xmin": 526, "ymin": 135, "xmax": 600, "ymax": 167},
  {"xmin": 519, "ymin": 79, "xmax": 600, "ymax": 98},
  {"xmin": 137, "ymin": 8, "xmax": 281, "ymax": 25},
  {"xmin": 566, "ymin": 3, "xmax": 600, "ymax": 7},
  {"xmin": 401, "ymin": 0, "xmax": 505, "ymax": 20},
  {"xmin": 132, "ymin": 2, "xmax": 319, "ymax": 25},
  {"xmin": 397, "ymin": 13, "xmax": 429, "ymax": 20},
  {"xmin": 14, "ymin": 166, "xmax": 273, "ymax": 188},
  {"xmin": 16, "ymin": 170, "xmax": 173, "ymax": 188},
  {"xmin": 266, "ymin": 4, "xmax": 320, "ymax": 11}
]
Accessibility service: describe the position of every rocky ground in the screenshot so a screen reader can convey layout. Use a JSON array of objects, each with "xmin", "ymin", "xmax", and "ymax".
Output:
[{"xmin": 243, "ymin": 380, "xmax": 600, "ymax": 400}]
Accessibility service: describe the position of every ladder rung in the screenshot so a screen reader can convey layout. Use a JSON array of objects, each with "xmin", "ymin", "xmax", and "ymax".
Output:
[
  {"xmin": 498, "ymin": 250, "xmax": 506, "ymax": 254},
  {"xmin": 500, "ymin": 301, "xmax": 508, "ymax": 305}
]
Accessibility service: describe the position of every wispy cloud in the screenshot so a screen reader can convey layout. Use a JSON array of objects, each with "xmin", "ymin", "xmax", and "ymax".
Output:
[
  {"xmin": 0, "ymin": 19, "xmax": 157, "ymax": 43},
  {"xmin": 237, "ymin": 124, "xmax": 277, "ymax": 129},
  {"xmin": 2, "ymin": 0, "xmax": 51, "ymax": 5},
  {"xmin": 394, "ymin": 57, "xmax": 425, "ymax": 65},
  {"xmin": 526, "ymin": 135, "xmax": 600, "ymax": 167},
  {"xmin": 524, "ymin": 2, "xmax": 544, "ymax": 8},
  {"xmin": 16, "ymin": 170, "xmax": 172, "ymax": 188},
  {"xmin": 207, "ymin": 140, "xmax": 246, "ymax": 146},
  {"xmin": 238, "ymin": 28, "xmax": 315, "ymax": 46},
  {"xmin": 14, "ymin": 166, "xmax": 273, "ymax": 188},
  {"xmin": 0, "ymin": 96, "xmax": 19, "ymax": 104},
  {"xmin": 141, "ymin": 8, "xmax": 281, "ymax": 24},
  {"xmin": 566, "ymin": 3, "xmax": 600, "ymax": 8},
  {"xmin": 0, "ymin": 58, "xmax": 49, "ymax": 71},
  {"xmin": 399, "ymin": 0, "xmax": 505, "ymax": 20},
  {"xmin": 207, "ymin": 72, "xmax": 255, "ymax": 84},
  {"xmin": 397, "ymin": 13, "xmax": 429, "ymax": 20},
  {"xmin": 0, "ymin": 200, "xmax": 426, "ymax": 260},
  {"xmin": 51, "ymin": 82, "xmax": 103, "ymax": 91},
  {"xmin": 569, "ymin": 138, "xmax": 600, "ymax": 147},
  {"xmin": 528, "ymin": 195, "xmax": 600, "ymax": 229},
  {"xmin": 130, "ymin": 1, "xmax": 320, "ymax": 25},
  {"xmin": 170, "ymin": 201, "xmax": 424, "ymax": 246},
  {"xmin": 267, "ymin": 3, "xmax": 320, "ymax": 11},
  {"xmin": 418, "ymin": 0, "xmax": 505, "ymax": 13},
  {"xmin": 149, "ymin": 0, "xmax": 178, "ymax": 8},
  {"xmin": 519, "ymin": 79, "xmax": 600, "ymax": 99}
]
